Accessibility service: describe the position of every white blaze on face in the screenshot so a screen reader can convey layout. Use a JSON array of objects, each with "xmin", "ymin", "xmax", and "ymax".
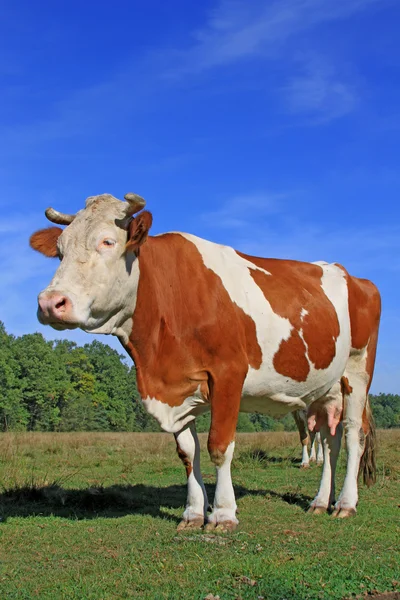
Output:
[{"xmin": 41, "ymin": 194, "xmax": 140, "ymax": 337}]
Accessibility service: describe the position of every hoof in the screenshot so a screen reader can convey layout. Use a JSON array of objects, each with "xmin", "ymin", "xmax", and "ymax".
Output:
[
  {"xmin": 316, "ymin": 461, "xmax": 324, "ymax": 466},
  {"xmin": 332, "ymin": 507, "xmax": 356, "ymax": 519},
  {"xmin": 300, "ymin": 463, "xmax": 310, "ymax": 469},
  {"xmin": 308, "ymin": 504, "xmax": 328, "ymax": 515},
  {"xmin": 205, "ymin": 520, "xmax": 238, "ymax": 533},
  {"xmin": 177, "ymin": 516, "xmax": 204, "ymax": 531}
]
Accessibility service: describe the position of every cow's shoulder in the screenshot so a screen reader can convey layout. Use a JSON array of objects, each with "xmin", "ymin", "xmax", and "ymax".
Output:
[{"xmin": 129, "ymin": 233, "xmax": 261, "ymax": 403}]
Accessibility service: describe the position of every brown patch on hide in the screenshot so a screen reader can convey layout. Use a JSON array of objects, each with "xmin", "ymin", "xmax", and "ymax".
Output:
[
  {"xmin": 361, "ymin": 398, "xmax": 375, "ymax": 437},
  {"xmin": 209, "ymin": 448, "xmax": 226, "ymax": 467},
  {"xmin": 176, "ymin": 440, "xmax": 192, "ymax": 477},
  {"xmin": 340, "ymin": 376, "xmax": 353, "ymax": 396},
  {"xmin": 29, "ymin": 227, "xmax": 63, "ymax": 258},
  {"xmin": 239, "ymin": 254, "xmax": 340, "ymax": 378},
  {"xmin": 273, "ymin": 329, "xmax": 310, "ymax": 382},
  {"xmin": 336, "ymin": 264, "xmax": 381, "ymax": 390}
]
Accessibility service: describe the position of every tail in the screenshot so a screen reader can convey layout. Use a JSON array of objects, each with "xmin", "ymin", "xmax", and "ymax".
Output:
[{"xmin": 359, "ymin": 395, "xmax": 377, "ymax": 487}]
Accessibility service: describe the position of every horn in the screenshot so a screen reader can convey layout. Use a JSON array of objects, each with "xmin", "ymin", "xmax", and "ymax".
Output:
[
  {"xmin": 124, "ymin": 193, "xmax": 146, "ymax": 216},
  {"xmin": 45, "ymin": 208, "xmax": 76, "ymax": 225}
]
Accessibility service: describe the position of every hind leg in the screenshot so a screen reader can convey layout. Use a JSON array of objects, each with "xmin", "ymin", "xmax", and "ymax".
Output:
[
  {"xmin": 310, "ymin": 431, "xmax": 323, "ymax": 465},
  {"xmin": 315, "ymin": 433, "xmax": 324, "ymax": 465},
  {"xmin": 308, "ymin": 382, "xmax": 343, "ymax": 513},
  {"xmin": 333, "ymin": 363, "xmax": 369, "ymax": 517},
  {"xmin": 309, "ymin": 429, "xmax": 317, "ymax": 462},
  {"xmin": 293, "ymin": 410, "xmax": 310, "ymax": 468}
]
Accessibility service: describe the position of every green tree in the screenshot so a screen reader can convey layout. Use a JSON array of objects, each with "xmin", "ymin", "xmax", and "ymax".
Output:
[
  {"xmin": 0, "ymin": 322, "xmax": 27, "ymax": 430},
  {"xmin": 84, "ymin": 341, "xmax": 136, "ymax": 431},
  {"xmin": 12, "ymin": 333, "xmax": 69, "ymax": 431},
  {"xmin": 370, "ymin": 394, "xmax": 400, "ymax": 428}
]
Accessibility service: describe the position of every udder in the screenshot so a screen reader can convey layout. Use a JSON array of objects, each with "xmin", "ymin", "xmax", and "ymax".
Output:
[{"xmin": 307, "ymin": 381, "xmax": 343, "ymax": 436}]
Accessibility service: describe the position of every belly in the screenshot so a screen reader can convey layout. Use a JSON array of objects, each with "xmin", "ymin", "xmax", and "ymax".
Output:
[{"xmin": 239, "ymin": 375, "xmax": 339, "ymax": 417}]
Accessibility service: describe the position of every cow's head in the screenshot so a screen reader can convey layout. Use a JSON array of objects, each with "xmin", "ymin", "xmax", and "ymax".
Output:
[{"xmin": 30, "ymin": 193, "xmax": 152, "ymax": 338}]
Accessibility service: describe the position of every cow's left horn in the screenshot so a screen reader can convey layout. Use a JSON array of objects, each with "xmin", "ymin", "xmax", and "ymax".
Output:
[
  {"xmin": 124, "ymin": 193, "xmax": 146, "ymax": 216},
  {"xmin": 45, "ymin": 208, "xmax": 76, "ymax": 225}
]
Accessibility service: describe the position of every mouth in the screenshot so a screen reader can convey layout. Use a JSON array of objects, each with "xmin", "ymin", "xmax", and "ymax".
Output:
[
  {"xmin": 49, "ymin": 322, "xmax": 79, "ymax": 331},
  {"xmin": 37, "ymin": 309, "xmax": 79, "ymax": 330}
]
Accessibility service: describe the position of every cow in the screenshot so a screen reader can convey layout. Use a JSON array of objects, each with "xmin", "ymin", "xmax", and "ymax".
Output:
[
  {"xmin": 30, "ymin": 192, "xmax": 380, "ymax": 531},
  {"xmin": 293, "ymin": 410, "xmax": 323, "ymax": 467}
]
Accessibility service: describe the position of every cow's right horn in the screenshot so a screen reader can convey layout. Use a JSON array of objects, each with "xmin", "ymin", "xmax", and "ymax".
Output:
[
  {"xmin": 124, "ymin": 193, "xmax": 146, "ymax": 216},
  {"xmin": 45, "ymin": 208, "xmax": 76, "ymax": 225}
]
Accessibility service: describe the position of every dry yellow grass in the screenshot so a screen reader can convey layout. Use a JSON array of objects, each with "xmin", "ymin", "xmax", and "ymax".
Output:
[{"xmin": 0, "ymin": 428, "xmax": 398, "ymax": 459}]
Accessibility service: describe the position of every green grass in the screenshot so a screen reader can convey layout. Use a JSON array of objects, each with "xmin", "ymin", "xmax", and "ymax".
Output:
[{"xmin": 0, "ymin": 431, "xmax": 399, "ymax": 600}]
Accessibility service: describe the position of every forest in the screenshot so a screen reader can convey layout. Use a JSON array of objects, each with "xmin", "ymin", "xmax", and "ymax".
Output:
[{"xmin": 0, "ymin": 322, "xmax": 399, "ymax": 432}]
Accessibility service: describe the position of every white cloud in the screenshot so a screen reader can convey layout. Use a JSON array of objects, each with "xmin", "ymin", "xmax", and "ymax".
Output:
[
  {"xmin": 1, "ymin": 0, "xmax": 392, "ymax": 155},
  {"xmin": 281, "ymin": 57, "xmax": 357, "ymax": 122},
  {"xmin": 202, "ymin": 192, "xmax": 288, "ymax": 228},
  {"xmin": 166, "ymin": 0, "xmax": 387, "ymax": 75}
]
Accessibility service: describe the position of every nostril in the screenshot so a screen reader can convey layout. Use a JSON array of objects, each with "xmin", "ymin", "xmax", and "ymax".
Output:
[
  {"xmin": 55, "ymin": 298, "xmax": 66, "ymax": 310},
  {"xmin": 38, "ymin": 293, "xmax": 71, "ymax": 320}
]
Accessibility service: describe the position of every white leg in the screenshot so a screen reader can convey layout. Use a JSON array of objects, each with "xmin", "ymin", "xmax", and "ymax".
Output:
[
  {"xmin": 175, "ymin": 421, "xmax": 208, "ymax": 530},
  {"xmin": 301, "ymin": 442, "xmax": 310, "ymax": 467},
  {"xmin": 309, "ymin": 423, "xmax": 343, "ymax": 514},
  {"xmin": 293, "ymin": 410, "xmax": 310, "ymax": 467},
  {"xmin": 316, "ymin": 432, "xmax": 324, "ymax": 465},
  {"xmin": 333, "ymin": 372, "xmax": 367, "ymax": 517},
  {"xmin": 205, "ymin": 441, "xmax": 238, "ymax": 531},
  {"xmin": 310, "ymin": 431, "xmax": 317, "ymax": 462}
]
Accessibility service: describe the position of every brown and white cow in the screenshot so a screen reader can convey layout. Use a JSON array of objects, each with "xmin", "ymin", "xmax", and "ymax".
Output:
[{"xmin": 30, "ymin": 193, "xmax": 381, "ymax": 530}]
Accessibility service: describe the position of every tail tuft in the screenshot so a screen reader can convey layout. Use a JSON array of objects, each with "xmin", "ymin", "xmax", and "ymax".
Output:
[{"xmin": 359, "ymin": 396, "xmax": 377, "ymax": 487}]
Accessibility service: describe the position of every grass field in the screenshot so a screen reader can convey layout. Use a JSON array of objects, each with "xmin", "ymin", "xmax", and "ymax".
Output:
[{"xmin": 0, "ymin": 430, "xmax": 398, "ymax": 600}]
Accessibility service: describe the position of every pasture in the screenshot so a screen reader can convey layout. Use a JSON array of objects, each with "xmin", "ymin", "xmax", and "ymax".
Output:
[{"xmin": 0, "ymin": 431, "xmax": 398, "ymax": 600}]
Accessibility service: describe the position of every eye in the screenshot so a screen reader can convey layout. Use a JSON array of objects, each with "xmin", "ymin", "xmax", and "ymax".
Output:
[{"xmin": 101, "ymin": 239, "xmax": 116, "ymax": 248}]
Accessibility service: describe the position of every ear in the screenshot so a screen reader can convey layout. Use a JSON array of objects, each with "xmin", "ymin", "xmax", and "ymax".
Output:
[
  {"xmin": 126, "ymin": 211, "xmax": 153, "ymax": 253},
  {"xmin": 29, "ymin": 227, "xmax": 63, "ymax": 258}
]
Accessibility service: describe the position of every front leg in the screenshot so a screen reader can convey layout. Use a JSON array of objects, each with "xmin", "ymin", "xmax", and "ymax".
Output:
[
  {"xmin": 205, "ymin": 374, "xmax": 244, "ymax": 532},
  {"xmin": 175, "ymin": 421, "xmax": 209, "ymax": 530}
]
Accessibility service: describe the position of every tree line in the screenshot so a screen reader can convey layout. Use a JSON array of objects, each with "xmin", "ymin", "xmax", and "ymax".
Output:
[{"xmin": 0, "ymin": 322, "xmax": 398, "ymax": 432}]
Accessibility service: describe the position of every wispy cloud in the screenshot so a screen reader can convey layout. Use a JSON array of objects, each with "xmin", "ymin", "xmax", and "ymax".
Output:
[
  {"xmin": 199, "ymin": 188, "xmax": 400, "ymax": 273},
  {"xmin": 165, "ymin": 0, "xmax": 387, "ymax": 75},
  {"xmin": 237, "ymin": 219, "xmax": 400, "ymax": 273},
  {"xmin": 281, "ymin": 57, "xmax": 357, "ymax": 123},
  {"xmin": 202, "ymin": 191, "xmax": 288, "ymax": 228},
  {"xmin": 1, "ymin": 0, "xmax": 391, "ymax": 155}
]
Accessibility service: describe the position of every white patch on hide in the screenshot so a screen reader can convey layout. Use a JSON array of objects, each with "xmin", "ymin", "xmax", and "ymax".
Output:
[{"xmin": 142, "ymin": 388, "xmax": 208, "ymax": 433}]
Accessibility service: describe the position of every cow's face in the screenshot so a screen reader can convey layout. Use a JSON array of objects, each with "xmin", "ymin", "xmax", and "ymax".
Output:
[{"xmin": 30, "ymin": 193, "xmax": 152, "ymax": 337}]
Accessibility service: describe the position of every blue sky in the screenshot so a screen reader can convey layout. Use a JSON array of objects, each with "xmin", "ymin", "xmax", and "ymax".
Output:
[{"xmin": 1, "ymin": 0, "xmax": 399, "ymax": 393}]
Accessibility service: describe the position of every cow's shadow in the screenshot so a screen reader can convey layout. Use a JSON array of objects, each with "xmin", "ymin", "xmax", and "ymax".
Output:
[{"xmin": 0, "ymin": 482, "xmax": 312, "ymax": 523}]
